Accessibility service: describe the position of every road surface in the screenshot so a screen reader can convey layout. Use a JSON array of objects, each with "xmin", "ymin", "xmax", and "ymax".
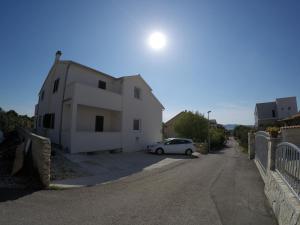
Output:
[{"xmin": 0, "ymin": 138, "xmax": 277, "ymax": 225}]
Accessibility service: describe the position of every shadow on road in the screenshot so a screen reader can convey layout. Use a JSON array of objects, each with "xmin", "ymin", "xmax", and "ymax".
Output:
[{"xmin": 0, "ymin": 188, "xmax": 40, "ymax": 202}]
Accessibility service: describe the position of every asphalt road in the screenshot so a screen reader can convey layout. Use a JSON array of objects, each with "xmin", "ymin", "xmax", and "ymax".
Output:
[{"xmin": 0, "ymin": 139, "xmax": 277, "ymax": 225}]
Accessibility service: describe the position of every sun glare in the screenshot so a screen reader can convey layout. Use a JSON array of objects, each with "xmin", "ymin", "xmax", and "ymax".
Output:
[{"xmin": 148, "ymin": 32, "xmax": 167, "ymax": 50}]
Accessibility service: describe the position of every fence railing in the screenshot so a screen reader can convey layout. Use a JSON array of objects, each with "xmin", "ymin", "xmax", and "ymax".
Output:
[
  {"xmin": 276, "ymin": 142, "xmax": 300, "ymax": 199},
  {"xmin": 255, "ymin": 131, "xmax": 270, "ymax": 171}
]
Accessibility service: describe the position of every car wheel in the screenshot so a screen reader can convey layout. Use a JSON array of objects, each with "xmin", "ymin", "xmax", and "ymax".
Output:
[
  {"xmin": 185, "ymin": 149, "xmax": 193, "ymax": 156},
  {"xmin": 156, "ymin": 148, "xmax": 164, "ymax": 155}
]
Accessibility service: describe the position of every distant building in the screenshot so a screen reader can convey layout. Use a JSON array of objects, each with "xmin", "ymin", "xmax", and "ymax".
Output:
[
  {"xmin": 254, "ymin": 97, "xmax": 298, "ymax": 128},
  {"xmin": 163, "ymin": 111, "xmax": 186, "ymax": 138},
  {"xmin": 280, "ymin": 112, "xmax": 300, "ymax": 126},
  {"xmin": 35, "ymin": 51, "xmax": 164, "ymax": 153}
]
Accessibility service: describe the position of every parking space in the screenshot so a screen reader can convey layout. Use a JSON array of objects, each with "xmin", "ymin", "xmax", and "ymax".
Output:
[{"xmin": 51, "ymin": 150, "xmax": 198, "ymax": 188}]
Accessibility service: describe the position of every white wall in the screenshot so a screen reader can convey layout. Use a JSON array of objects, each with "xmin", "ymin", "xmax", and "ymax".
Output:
[
  {"xmin": 66, "ymin": 64, "xmax": 122, "ymax": 94},
  {"xmin": 121, "ymin": 76, "xmax": 163, "ymax": 152},
  {"xmin": 36, "ymin": 62, "xmax": 69, "ymax": 144},
  {"xmin": 71, "ymin": 132, "xmax": 122, "ymax": 153}
]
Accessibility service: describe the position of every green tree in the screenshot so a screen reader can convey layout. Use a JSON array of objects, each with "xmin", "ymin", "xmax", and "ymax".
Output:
[
  {"xmin": 0, "ymin": 108, "xmax": 33, "ymax": 135},
  {"xmin": 233, "ymin": 125, "xmax": 252, "ymax": 148},
  {"xmin": 210, "ymin": 127, "xmax": 226, "ymax": 149},
  {"xmin": 174, "ymin": 111, "xmax": 208, "ymax": 142}
]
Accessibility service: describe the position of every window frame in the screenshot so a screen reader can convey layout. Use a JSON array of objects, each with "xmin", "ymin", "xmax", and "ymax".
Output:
[
  {"xmin": 98, "ymin": 80, "xmax": 106, "ymax": 90},
  {"xmin": 43, "ymin": 113, "xmax": 55, "ymax": 129},
  {"xmin": 53, "ymin": 78, "xmax": 60, "ymax": 93},
  {"xmin": 134, "ymin": 87, "xmax": 141, "ymax": 100},
  {"xmin": 272, "ymin": 110, "xmax": 276, "ymax": 118},
  {"xmin": 133, "ymin": 119, "xmax": 141, "ymax": 131},
  {"xmin": 41, "ymin": 91, "xmax": 44, "ymax": 101},
  {"xmin": 95, "ymin": 115, "xmax": 104, "ymax": 132}
]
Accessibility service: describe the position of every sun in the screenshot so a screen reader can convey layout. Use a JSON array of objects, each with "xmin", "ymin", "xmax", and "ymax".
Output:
[{"xmin": 148, "ymin": 32, "xmax": 167, "ymax": 50}]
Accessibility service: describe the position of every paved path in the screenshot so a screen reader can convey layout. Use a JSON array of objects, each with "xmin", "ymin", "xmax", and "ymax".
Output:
[{"xmin": 0, "ymin": 139, "xmax": 277, "ymax": 225}]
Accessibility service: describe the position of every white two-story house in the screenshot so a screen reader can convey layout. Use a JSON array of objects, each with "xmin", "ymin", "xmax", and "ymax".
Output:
[{"xmin": 35, "ymin": 51, "xmax": 164, "ymax": 153}]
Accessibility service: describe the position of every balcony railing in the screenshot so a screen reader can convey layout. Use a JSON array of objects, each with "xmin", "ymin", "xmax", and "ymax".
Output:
[
  {"xmin": 65, "ymin": 82, "xmax": 122, "ymax": 111},
  {"xmin": 71, "ymin": 131, "xmax": 122, "ymax": 153}
]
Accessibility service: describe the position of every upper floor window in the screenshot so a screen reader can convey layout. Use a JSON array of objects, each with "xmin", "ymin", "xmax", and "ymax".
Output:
[
  {"xmin": 41, "ymin": 91, "xmax": 45, "ymax": 101},
  {"xmin": 272, "ymin": 110, "xmax": 276, "ymax": 118},
  {"xmin": 98, "ymin": 80, "xmax": 106, "ymax": 90},
  {"xmin": 53, "ymin": 78, "xmax": 60, "ymax": 93},
  {"xmin": 43, "ymin": 113, "xmax": 55, "ymax": 129},
  {"xmin": 134, "ymin": 87, "xmax": 141, "ymax": 99},
  {"xmin": 133, "ymin": 119, "xmax": 141, "ymax": 130}
]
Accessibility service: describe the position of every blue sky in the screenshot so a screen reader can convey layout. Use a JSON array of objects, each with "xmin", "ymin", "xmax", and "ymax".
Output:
[{"xmin": 0, "ymin": 0, "xmax": 299, "ymax": 124}]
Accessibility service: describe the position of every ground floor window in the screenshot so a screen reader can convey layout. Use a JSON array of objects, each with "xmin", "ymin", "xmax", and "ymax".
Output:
[
  {"xmin": 133, "ymin": 119, "xmax": 141, "ymax": 131},
  {"xmin": 43, "ymin": 113, "xmax": 55, "ymax": 129},
  {"xmin": 95, "ymin": 116, "xmax": 104, "ymax": 132},
  {"xmin": 38, "ymin": 116, "xmax": 42, "ymax": 127}
]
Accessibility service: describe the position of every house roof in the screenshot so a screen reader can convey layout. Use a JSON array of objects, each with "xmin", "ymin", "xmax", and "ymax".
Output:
[
  {"xmin": 164, "ymin": 111, "xmax": 186, "ymax": 126},
  {"xmin": 280, "ymin": 112, "xmax": 300, "ymax": 121}
]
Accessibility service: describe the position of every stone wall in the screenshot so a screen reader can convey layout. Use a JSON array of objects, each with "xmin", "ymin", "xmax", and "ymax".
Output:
[
  {"xmin": 265, "ymin": 171, "xmax": 300, "ymax": 225},
  {"xmin": 17, "ymin": 128, "xmax": 51, "ymax": 187},
  {"xmin": 281, "ymin": 126, "xmax": 300, "ymax": 147},
  {"xmin": 249, "ymin": 133, "xmax": 300, "ymax": 225}
]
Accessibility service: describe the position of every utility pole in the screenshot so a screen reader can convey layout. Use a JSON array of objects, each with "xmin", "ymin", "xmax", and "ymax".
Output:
[{"xmin": 207, "ymin": 110, "xmax": 211, "ymax": 153}]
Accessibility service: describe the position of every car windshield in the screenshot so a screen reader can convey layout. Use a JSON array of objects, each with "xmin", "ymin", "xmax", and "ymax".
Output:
[{"xmin": 163, "ymin": 138, "xmax": 173, "ymax": 143}]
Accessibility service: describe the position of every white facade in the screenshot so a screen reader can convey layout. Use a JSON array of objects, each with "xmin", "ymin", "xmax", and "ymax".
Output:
[
  {"xmin": 35, "ymin": 52, "xmax": 164, "ymax": 153},
  {"xmin": 254, "ymin": 97, "xmax": 298, "ymax": 127}
]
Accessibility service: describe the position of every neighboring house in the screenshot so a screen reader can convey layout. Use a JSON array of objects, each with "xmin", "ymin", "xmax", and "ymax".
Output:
[
  {"xmin": 163, "ymin": 111, "xmax": 186, "ymax": 138},
  {"xmin": 254, "ymin": 97, "xmax": 298, "ymax": 128},
  {"xmin": 280, "ymin": 112, "xmax": 300, "ymax": 126},
  {"xmin": 35, "ymin": 51, "xmax": 164, "ymax": 153}
]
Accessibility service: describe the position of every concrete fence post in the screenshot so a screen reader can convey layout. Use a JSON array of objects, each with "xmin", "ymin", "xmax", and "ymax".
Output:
[
  {"xmin": 267, "ymin": 137, "xmax": 281, "ymax": 171},
  {"xmin": 248, "ymin": 132, "xmax": 255, "ymax": 160}
]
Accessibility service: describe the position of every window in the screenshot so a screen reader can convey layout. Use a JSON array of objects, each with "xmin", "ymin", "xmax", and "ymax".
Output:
[
  {"xmin": 41, "ymin": 91, "xmax": 44, "ymax": 101},
  {"xmin": 38, "ymin": 116, "xmax": 42, "ymax": 127},
  {"xmin": 43, "ymin": 113, "xmax": 55, "ymax": 129},
  {"xmin": 288, "ymin": 106, "xmax": 291, "ymax": 110},
  {"xmin": 180, "ymin": 140, "xmax": 191, "ymax": 144},
  {"xmin": 95, "ymin": 116, "xmax": 104, "ymax": 132},
  {"xmin": 133, "ymin": 119, "xmax": 140, "ymax": 130},
  {"xmin": 53, "ymin": 78, "xmax": 60, "ymax": 93},
  {"xmin": 134, "ymin": 87, "xmax": 141, "ymax": 99},
  {"xmin": 272, "ymin": 110, "xmax": 276, "ymax": 118},
  {"xmin": 98, "ymin": 80, "xmax": 106, "ymax": 90}
]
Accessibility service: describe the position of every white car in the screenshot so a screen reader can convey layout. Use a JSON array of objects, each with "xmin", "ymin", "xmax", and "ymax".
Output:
[{"xmin": 147, "ymin": 138, "xmax": 196, "ymax": 156}]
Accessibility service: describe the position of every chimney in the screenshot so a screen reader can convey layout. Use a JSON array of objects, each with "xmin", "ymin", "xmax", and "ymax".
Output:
[{"xmin": 55, "ymin": 50, "xmax": 62, "ymax": 62}]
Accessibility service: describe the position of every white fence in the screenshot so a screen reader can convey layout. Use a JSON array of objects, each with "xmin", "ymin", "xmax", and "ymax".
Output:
[
  {"xmin": 276, "ymin": 142, "xmax": 300, "ymax": 199},
  {"xmin": 255, "ymin": 131, "xmax": 270, "ymax": 171}
]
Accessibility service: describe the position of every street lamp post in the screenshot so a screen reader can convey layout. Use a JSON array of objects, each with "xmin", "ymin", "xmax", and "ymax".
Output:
[{"xmin": 207, "ymin": 110, "xmax": 211, "ymax": 153}]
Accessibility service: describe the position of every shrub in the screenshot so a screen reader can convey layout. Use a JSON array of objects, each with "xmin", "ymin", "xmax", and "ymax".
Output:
[
  {"xmin": 210, "ymin": 127, "xmax": 226, "ymax": 149},
  {"xmin": 266, "ymin": 127, "xmax": 280, "ymax": 138}
]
